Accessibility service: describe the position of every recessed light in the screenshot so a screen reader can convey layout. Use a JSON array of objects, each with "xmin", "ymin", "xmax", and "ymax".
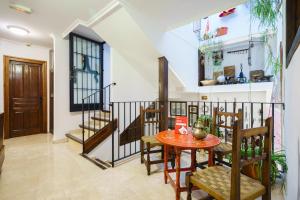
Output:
[
  {"xmin": 9, "ymin": 4, "xmax": 32, "ymax": 14},
  {"xmin": 7, "ymin": 25, "xmax": 30, "ymax": 36}
]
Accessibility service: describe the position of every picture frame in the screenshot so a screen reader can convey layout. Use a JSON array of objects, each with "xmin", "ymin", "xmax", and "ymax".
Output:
[
  {"xmin": 170, "ymin": 101, "xmax": 187, "ymax": 116},
  {"xmin": 188, "ymin": 105, "xmax": 199, "ymax": 126}
]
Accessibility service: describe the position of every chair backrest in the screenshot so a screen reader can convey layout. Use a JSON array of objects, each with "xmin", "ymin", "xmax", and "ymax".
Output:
[
  {"xmin": 230, "ymin": 117, "xmax": 272, "ymax": 200},
  {"xmin": 211, "ymin": 107, "xmax": 243, "ymax": 142},
  {"xmin": 140, "ymin": 106, "xmax": 163, "ymax": 137}
]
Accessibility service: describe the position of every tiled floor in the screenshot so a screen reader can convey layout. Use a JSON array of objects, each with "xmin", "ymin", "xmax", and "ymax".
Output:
[{"xmin": 0, "ymin": 134, "xmax": 285, "ymax": 200}]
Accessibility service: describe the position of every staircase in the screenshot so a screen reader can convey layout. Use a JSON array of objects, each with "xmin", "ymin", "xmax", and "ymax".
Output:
[{"xmin": 66, "ymin": 83, "xmax": 117, "ymax": 170}]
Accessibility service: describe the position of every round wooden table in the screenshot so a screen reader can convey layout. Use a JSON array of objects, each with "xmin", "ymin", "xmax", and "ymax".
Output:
[{"xmin": 156, "ymin": 130, "xmax": 221, "ymax": 200}]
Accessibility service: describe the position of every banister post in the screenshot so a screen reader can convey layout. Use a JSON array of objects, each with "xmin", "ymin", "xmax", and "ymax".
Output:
[{"xmin": 158, "ymin": 57, "xmax": 168, "ymax": 131}]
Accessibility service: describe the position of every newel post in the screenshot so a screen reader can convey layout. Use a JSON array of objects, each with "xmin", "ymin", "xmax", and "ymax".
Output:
[{"xmin": 158, "ymin": 57, "xmax": 168, "ymax": 131}]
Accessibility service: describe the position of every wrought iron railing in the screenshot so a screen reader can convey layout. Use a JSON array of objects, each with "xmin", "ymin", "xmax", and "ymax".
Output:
[
  {"xmin": 81, "ymin": 82, "xmax": 116, "ymax": 152},
  {"xmin": 109, "ymin": 101, "xmax": 284, "ymax": 167}
]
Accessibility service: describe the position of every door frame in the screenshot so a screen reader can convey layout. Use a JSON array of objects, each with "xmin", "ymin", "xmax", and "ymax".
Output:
[{"xmin": 3, "ymin": 56, "xmax": 48, "ymax": 139}]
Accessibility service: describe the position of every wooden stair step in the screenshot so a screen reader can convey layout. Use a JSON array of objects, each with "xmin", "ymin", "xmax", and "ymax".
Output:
[
  {"xmin": 84, "ymin": 119, "xmax": 107, "ymax": 126},
  {"xmin": 79, "ymin": 124, "xmax": 100, "ymax": 132},
  {"xmin": 101, "ymin": 109, "xmax": 110, "ymax": 113},
  {"xmin": 95, "ymin": 113, "xmax": 111, "ymax": 120},
  {"xmin": 91, "ymin": 116, "xmax": 110, "ymax": 122},
  {"xmin": 66, "ymin": 129, "xmax": 96, "ymax": 143},
  {"xmin": 79, "ymin": 120, "xmax": 109, "ymax": 131},
  {"xmin": 66, "ymin": 133, "xmax": 83, "ymax": 144}
]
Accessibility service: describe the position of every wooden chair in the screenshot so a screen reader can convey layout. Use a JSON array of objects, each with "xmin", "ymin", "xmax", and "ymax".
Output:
[
  {"xmin": 186, "ymin": 117, "xmax": 272, "ymax": 200},
  {"xmin": 211, "ymin": 107, "xmax": 243, "ymax": 165},
  {"xmin": 140, "ymin": 106, "xmax": 174, "ymax": 175}
]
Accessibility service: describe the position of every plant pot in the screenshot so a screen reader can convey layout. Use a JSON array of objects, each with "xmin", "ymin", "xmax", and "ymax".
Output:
[
  {"xmin": 216, "ymin": 27, "xmax": 228, "ymax": 36},
  {"xmin": 241, "ymin": 162, "xmax": 260, "ymax": 180},
  {"xmin": 192, "ymin": 127, "xmax": 208, "ymax": 139},
  {"xmin": 192, "ymin": 121, "xmax": 208, "ymax": 139}
]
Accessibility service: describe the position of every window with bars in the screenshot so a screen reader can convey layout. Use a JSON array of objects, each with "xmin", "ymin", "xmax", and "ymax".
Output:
[{"xmin": 69, "ymin": 33, "xmax": 104, "ymax": 112}]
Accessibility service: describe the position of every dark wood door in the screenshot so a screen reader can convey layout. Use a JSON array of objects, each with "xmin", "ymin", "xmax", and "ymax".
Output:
[
  {"xmin": 9, "ymin": 61, "xmax": 43, "ymax": 137},
  {"xmin": 50, "ymin": 68, "xmax": 54, "ymax": 133}
]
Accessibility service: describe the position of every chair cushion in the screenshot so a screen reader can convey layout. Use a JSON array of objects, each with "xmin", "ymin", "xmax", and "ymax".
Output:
[
  {"xmin": 190, "ymin": 166, "xmax": 265, "ymax": 200},
  {"xmin": 141, "ymin": 136, "xmax": 162, "ymax": 147},
  {"xmin": 213, "ymin": 143, "xmax": 232, "ymax": 155}
]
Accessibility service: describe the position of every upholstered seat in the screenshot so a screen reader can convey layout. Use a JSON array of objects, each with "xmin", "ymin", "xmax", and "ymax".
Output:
[
  {"xmin": 213, "ymin": 143, "xmax": 232, "ymax": 155},
  {"xmin": 141, "ymin": 135, "xmax": 162, "ymax": 147},
  {"xmin": 190, "ymin": 166, "xmax": 265, "ymax": 200}
]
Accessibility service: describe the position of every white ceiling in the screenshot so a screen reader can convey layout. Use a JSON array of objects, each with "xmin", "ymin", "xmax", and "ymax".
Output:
[
  {"xmin": 0, "ymin": 0, "xmax": 112, "ymax": 47},
  {"xmin": 119, "ymin": 0, "xmax": 246, "ymax": 31},
  {"xmin": 0, "ymin": 0, "xmax": 246, "ymax": 48}
]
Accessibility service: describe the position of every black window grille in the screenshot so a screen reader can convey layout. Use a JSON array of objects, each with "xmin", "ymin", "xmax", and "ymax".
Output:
[{"xmin": 69, "ymin": 33, "xmax": 104, "ymax": 112}]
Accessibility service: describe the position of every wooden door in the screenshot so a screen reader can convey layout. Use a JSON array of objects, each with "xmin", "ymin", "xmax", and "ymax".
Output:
[
  {"xmin": 50, "ymin": 68, "xmax": 54, "ymax": 133},
  {"xmin": 49, "ymin": 50, "xmax": 54, "ymax": 133},
  {"xmin": 4, "ymin": 56, "xmax": 47, "ymax": 138}
]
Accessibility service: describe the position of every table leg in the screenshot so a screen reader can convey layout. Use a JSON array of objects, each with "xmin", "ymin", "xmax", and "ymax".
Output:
[
  {"xmin": 191, "ymin": 149, "xmax": 196, "ymax": 172},
  {"xmin": 164, "ymin": 144, "xmax": 168, "ymax": 184},
  {"xmin": 208, "ymin": 148, "xmax": 214, "ymax": 167},
  {"xmin": 175, "ymin": 147, "xmax": 181, "ymax": 200}
]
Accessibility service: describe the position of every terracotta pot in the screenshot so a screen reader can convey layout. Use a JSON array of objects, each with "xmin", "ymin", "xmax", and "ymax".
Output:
[
  {"xmin": 241, "ymin": 163, "xmax": 260, "ymax": 180},
  {"xmin": 216, "ymin": 27, "xmax": 228, "ymax": 36}
]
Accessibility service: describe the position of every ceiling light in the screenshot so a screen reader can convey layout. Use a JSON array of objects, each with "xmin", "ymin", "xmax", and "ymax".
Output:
[
  {"xmin": 9, "ymin": 4, "xmax": 32, "ymax": 14},
  {"xmin": 7, "ymin": 25, "xmax": 30, "ymax": 36}
]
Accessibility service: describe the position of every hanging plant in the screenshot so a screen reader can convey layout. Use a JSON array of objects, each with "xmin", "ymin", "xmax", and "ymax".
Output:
[
  {"xmin": 250, "ymin": 0, "xmax": 283, "ymax": 75},
  {"xmin": 260, "ymin": 30, "xmax": 282, "ymax": 75},
  {"xmin": 251, "ymin": 0, "xmax": 282, "ymax": 30}
]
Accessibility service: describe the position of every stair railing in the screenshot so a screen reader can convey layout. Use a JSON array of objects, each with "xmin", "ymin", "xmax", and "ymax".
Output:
[
  {"xmin": 109, "ymin": 100, "xmax": 284, "ymax": 167},
  {"xmin": 81, "ymin": 82, "xmax": 116, "ymax": 153},
  {"xmin": 102, "ymin": 82, "xmax": 116, "ymax": 111}
]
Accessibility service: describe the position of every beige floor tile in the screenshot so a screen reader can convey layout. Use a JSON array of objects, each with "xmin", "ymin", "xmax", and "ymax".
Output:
[{"xmin": 0, "ymin": 134, "xmax": 284, "ymax": 200}]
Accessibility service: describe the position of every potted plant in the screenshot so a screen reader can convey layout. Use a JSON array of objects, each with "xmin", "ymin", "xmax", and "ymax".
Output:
[
  {"xmin": 240, "ymin": 149, "xmax": 287, "ymax": 187},
  {"xmin": 251, "ymin": 0, "xmax": 283, "ymax": 75}
]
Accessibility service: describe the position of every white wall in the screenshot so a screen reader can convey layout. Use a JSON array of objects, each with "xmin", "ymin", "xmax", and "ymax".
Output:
[
  {"xmin": 52, "ymin": 32, "xmax": 154, "ymax": 141},
  {"xmin": 51, "ymin": 34, "xmax": 82, "ymax": 141},
  {"xmin": 285, "ymin": 46, "xmax": 300, "ymax": 200},
  {"xmin": 103, "ymin": 43, "xmax": 111, "ymax": 87},
  {"xmin": 110, "ymin": 48, "xmax": 157, "ymax": 101},
  {"xmin": 199, "ymin": 3, "xmax": 261, "ymax": 43},
  {"xmin": 87, "ymin": 48, "xmax": 158, "ymax": 161},
  {"xmin": 160, "ymin": 26, "xmax": 199, "ymax": 88},
  {"xmin": 52, "ymin": 34, "xmax": 113, "ymax": 141},
  {"xmin": 0, "ymin": 38, "xmax": 50, "ymax": 125},
  {"xmin": 91, "ymin": 8, "xmax": 160, "ymax": 91}
]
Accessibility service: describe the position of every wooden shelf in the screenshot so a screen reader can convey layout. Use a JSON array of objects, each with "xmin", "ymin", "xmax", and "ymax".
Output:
[{"xmin": 186, "ymin": 82, "xmax": 273, "ymax": 93}]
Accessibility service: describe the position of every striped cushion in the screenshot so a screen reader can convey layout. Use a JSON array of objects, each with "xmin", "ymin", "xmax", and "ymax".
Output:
[
  {"xmin": 190, "ymin": 166, "xmax": 265, "ymax": 200},
  {"xmin": 141, "ymin": 136, "xmax": 162, "ymax": 147}
]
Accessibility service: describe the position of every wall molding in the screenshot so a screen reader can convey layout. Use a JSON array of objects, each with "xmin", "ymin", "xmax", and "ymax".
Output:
[{"xmin": 62, "ymin": 0, "xmax": 121, "ymax": 39}]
